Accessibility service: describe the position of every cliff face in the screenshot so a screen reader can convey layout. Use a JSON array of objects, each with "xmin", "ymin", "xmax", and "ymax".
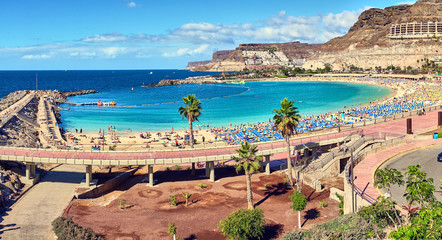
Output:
[{"xmin": 188, "ymin": 0, "xmax": 442, "ymax": 72}]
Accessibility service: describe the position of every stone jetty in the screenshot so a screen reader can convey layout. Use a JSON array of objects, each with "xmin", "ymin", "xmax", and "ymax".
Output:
[{"xmin": 143, "ymin": 76, "xmax": 224, "ymax": 87}]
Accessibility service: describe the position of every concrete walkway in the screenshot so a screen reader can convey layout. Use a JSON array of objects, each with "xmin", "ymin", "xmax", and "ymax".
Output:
[
  {"xmin": 0, "ymin": 164, "xmax": 84, "ymax": 240},
  {"xmin": 353, "ymin": 139, "xmax": 439, "ymax": 200}
]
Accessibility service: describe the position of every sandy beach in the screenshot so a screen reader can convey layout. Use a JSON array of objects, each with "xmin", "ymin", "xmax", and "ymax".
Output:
[{"xmin": 61, "ymin": 75, "xmax": 431, "ymax": 152}]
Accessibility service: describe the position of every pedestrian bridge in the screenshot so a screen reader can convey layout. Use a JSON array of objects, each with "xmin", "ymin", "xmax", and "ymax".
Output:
[{"xmin": 0, "ymin": 130, "xmax": 361, "ymax": 186}]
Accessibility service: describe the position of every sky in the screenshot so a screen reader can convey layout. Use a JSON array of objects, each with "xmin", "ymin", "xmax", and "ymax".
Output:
[{"xmin": 0, "ymin": 0, "xmax": 417, "ymax": 70}]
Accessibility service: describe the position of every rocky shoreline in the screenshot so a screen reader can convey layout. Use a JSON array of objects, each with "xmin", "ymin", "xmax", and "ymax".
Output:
[{"xmin": 143, "ymin": 76, "xmax": 224, "ymax": 87}]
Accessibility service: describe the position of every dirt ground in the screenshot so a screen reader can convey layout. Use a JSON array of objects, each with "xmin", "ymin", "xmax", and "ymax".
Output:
[{"xmin": 66, "ymin": 166, "xmax": 340, "ymax": 240}]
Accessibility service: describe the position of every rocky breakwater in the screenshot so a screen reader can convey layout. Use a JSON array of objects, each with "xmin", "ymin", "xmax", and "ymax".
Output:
[
  {"xmin": 61, "ymin": 89, "xmax": 98, "ymax": 97},
  {"xmin": 143, "ymin": 76, "xmax": 224, "ymax": 87},
  {"xmin": 0, "ymin": 89, "xmax": 98, "ymax": 148}
]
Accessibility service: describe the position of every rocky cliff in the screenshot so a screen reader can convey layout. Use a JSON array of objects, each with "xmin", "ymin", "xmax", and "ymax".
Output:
[{"xmin": 187, "ymin": 0, "xmax": 441, "ymax": 72}]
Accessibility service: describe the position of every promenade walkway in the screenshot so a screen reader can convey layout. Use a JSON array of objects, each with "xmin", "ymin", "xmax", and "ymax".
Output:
[
  {"xmin": 0, "ymin": 164, "xmax": 84, "ymax": 240},
  {"xmin": 352, "ymin": 139, "xmax": 439, "ymax": 200}
]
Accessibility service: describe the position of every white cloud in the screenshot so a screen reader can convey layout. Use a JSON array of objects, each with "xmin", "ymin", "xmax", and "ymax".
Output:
[
  {"xmin": 82, "ymin": 33, "xmax": 129, "ymax": 43},
  {"xmin": 397, "ymin": 1, "xmax": 416, "ymax": 5},
  {"xmin": 22, "ymin": 54, "xmax": 51, "ymax": 59},
  {"xmin": 127, "ymin": 2, "xmax": 137, "ymax": 8},
  {"xmin": 162, "ymin": 44, "xmax": 209, "ymax": 57},
  {"xmin": 2, "ymin": 8, "xmax": 367, "ymax": 67},
  {"xmin": 79, "ymin": 8, "xmax": 363, "ymax": 46}
]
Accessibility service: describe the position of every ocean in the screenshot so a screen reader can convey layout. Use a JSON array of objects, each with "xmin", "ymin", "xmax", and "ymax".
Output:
[{"xmin": 0, "ymin": 70, "xmax": 390, "ymax": 132}]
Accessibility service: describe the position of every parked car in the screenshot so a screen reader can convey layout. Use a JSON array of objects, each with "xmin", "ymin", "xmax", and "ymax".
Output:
[{"xmin": 438, "ymin": 152, "xmax": 442, "ymax": 162}]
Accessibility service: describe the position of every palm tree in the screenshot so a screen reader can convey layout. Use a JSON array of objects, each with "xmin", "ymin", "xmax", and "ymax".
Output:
[
  {"xmin": 178, "ymin": 94, "xmax": 202, "ymax": 148},
  {"xmin": 273, "ymin": 98, "xmax": 300, "ymax": 187},
  {"xmin": 233, "ymin": 142, "xmax": 262, "ymax": 210}
]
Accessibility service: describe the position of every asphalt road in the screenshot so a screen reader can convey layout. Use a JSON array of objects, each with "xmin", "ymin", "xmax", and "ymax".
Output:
[{"xmin": 382, "ymin": 143, "xmax": 442, "ymax": 206}]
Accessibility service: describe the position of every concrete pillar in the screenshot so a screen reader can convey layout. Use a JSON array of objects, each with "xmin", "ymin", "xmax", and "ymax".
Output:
[
  {"xmin": 191, "ymin": 162, "xmax": 196, "ymax": 176},
  {"xmin": 205, "ymin": 162, "xmax": 210, "ymax": 177},
  {"xmin": 25, "ymin": 162, "xmax": 31, "ymax": 180},
  {"xmin": 148, "ymin": 165, "xmax": 154, "ymax": 187},
  {"xmin": 264, "ymin": 155, "xmax": 271, "ymax": 175},
  {"xmin": 85, "ymin": 165, "xmax": 92, "ymax": 186},
  {"xmin": 30, "ymin": 163, "xmax": 36, "ymax": 177},
  {"xmin": 259, "ymin": 158, "xmax": 264, "ymax": 172},
  {"xmin": 209, "ymin": 161, "xmax": 215, "ymax": 182},
  {"xmin": 303, "ymin": 148, "xmax": 309, "ymax": 158},
  {"xmin": 312, "ymin": 147, "xmax": 317, "ymax": 158}
]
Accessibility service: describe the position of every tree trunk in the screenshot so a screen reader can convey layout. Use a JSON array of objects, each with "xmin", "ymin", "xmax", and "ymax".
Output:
[
  {"xmin": 389, "ymin": 189, "xmax": 402, "ymax": 227},
  {"xmin": 298, "ymin": 210, "xmax": 302, "ymax": 229},
  {"xmin": 286, "ymin": 135, "xmax": 293, "ymax": 187},
  {"xmin": 189, "ymin": 118, "xmax": 194, "ymax": 148},
  {"xmin": 173, "ymin": 234, "xmax": 176, "ymax": 240},
  {"xmin": 245, "ymin": 171, "xmax": 254, "ymax": 209}
]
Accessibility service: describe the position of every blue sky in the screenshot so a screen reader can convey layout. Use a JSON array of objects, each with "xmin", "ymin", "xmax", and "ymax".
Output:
[{"xmin": 0, "ymin": 0, "xmax": 416, "ymax": 70}]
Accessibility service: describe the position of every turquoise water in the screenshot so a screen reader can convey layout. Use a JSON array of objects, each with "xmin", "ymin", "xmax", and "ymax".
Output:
[{"xmin": 60, "ymin": 80, "xmax": 390, "ymax": 132}]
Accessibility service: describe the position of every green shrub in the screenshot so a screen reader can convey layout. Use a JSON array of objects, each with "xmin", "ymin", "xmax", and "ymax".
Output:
[
  {"xmin": 358, "ymin": 197, "xmax": 400, "ymax": 228},
  {"xmin": 264, "ymin": 184, "xmax": 270, "ymax": 189},
  {"xmin": 218, "ymin": 208, "xmax": 266, "ymax": 240},
  {"xmin": 52, "ymin": 216, "xmax": 103, "ymax": 240},
  {"xmin": 198, "ymin": 183, "xmax": 206, "ymax": 189},
  {"xmin": 319, "ymin": 201, "xmax": 328, "ymax": 208},
  {"xmin": 119, "ymin": 199, "xmax": 126, "ymax": 209},
  {"xmin": 335, "ymin": 193, "xmax": 344, "ymax": 215},
  {"xmin": 282, "ymin": 214, "xmax": 385, "ymax": 240},
  {"xmin": 174, "ymin": 164, "xmax": 180, "ymax": 171},
  {"xmin": 108, "ymin": 145, "xmax": 117, "ymax": 151},
  {"xmin": 169, "ymin": 194, "xmax": 177, "ymax": 206}
]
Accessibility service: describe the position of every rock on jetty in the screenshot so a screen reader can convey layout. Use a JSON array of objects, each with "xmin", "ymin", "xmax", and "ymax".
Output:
[
  {"xmin": 61, "ymin": 90, "xmax": 98, "ymax": 97},
  {"xmin": 143, "ymin": 76, "xmax": 224, "ymax": 87}
]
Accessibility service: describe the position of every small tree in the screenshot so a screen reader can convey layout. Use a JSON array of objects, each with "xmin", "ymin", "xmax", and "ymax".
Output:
[
  {"xmin": 404, "ymin": 164, "xmax": 436, "ymax": 208},
  {"xmin": 178, "ymin": 94, "xmax": 202, "ymax": 148},
  {"xmin": 232, "ymin": 142, "xmax": 262, "ymax": 209},
  {"xmin": 217, "ymin": 208, "xmax": 266, "ymax": 240},
  {"xmin": 169, "ymin": 194, "xmax": 177, "ymax": 206},
  {"xmin": 374, "ymin": 168, "xmax": 404, "ymax": 226},
  {"xmin": 273, "ymin": 98, "xmax": 300, "ymax": 187},
  {"xmin": 290, "ymin": 190, "xmax": 307, "ymax": 229},
  {"xmin": 168, "ymin": 222, "xmax": 177, "ymax": 240},
  {"xmin": 182, "ymin": 192, "xmax": 192, "ymax": 206}
]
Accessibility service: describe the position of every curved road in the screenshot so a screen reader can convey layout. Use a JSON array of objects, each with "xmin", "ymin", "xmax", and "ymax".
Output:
[{"xmin": 383, "ymin": 143, "xmax": 442, "ymax": 206}]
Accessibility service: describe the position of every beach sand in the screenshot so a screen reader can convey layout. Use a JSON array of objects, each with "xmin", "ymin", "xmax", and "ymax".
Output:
[{"xmin": 62, "ymin": 76, "xmax": 417, "ymax": 152}]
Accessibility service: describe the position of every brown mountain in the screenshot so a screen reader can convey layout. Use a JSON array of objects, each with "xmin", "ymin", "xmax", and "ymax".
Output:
[{"xmin": 187, "ymin": 0, "xmax": 441, "ymax": 71}]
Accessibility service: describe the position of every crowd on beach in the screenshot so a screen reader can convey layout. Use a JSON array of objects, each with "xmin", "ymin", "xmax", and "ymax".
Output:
[
  {"xmin": 211, "ymin": 77, "xmax": 442, "ymax": 145},
  {"xmin": 61, "ymin": 76, "xmax": 442, "ymax": 149}
]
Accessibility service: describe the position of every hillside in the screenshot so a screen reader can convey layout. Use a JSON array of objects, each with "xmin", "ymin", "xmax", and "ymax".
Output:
[{"xmin": 187, "ymin": 0, "xmax": 441, "ymax": 72}]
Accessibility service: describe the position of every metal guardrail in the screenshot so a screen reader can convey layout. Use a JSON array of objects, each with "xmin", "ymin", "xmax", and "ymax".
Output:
[{"xmin": 344, "ymin": 135, "xmax": 406, "ymax": 204}]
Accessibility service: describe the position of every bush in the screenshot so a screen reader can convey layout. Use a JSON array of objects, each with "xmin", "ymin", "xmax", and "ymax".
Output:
[
  {"xmin": 319, "ymin": 201, "xmax": 328, "ymax": 208},
  {"xmin": 119, "ymin": 199, "xmax": 126, "ymax": 209},
  {"xmin": 198, "ymin": 183, "xmax": 206, "ymax": 189},
  {"xmin": 174, "ymin": 164, "xmax": 180, "ymax": 171},
  {"xmin": 358, "ymin": 197, "xmax": 400, "ymax": 228},
  {"xmin": 52, "ymin": 216, "xmax": 103, "ymax": 240},
  {"xmin": 218, "ymin": 208, "xmax": 266, "ymax": 240},
  {"xmin": 169, "ymin": 194, "xmax": 177, "ymax": 206},
  {"xmin": 335, "ymin": 193, "xmax": 344, "ymax": 215},
  {"xmin": 282, "ymin": 214, "xmax": 384, "ymax": 240}
]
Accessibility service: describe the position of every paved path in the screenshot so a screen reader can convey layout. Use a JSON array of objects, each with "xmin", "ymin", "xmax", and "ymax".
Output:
[
  {"xmin": 0, "ymin": 165, "xmax": 84, "ymax": 240},
  {"xmin": 353, "ymin": 139, "xmax": 440, "ymax": 201}
]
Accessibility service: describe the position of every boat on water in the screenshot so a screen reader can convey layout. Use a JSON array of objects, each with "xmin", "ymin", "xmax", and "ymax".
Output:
[
  {"xmin": 97, "ymin": 99, "xmax": 103, "ymax": 107},
  {"xmin": 229, "ymin": 80, "xmax": 245, "ymax": 85}
]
